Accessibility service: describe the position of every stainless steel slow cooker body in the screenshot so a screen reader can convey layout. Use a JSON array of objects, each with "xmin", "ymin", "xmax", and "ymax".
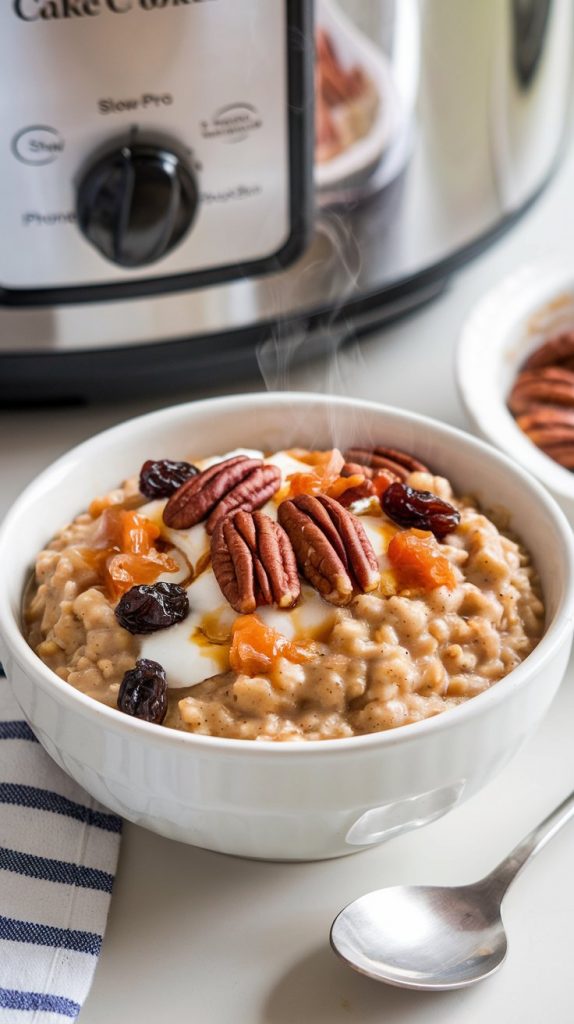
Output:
[{"xmin": 0, "ymin": 0, "xmax": 572, "ymax": 401}]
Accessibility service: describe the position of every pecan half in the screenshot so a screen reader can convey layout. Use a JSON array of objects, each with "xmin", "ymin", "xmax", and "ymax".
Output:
[
  {"xmin": 341, "ymin": 461, "xmax": 374, "ymax": 479},
  {"xmin": 516, "ymin": 404, "xmax": 574, "ymax": 432},
  {"xmin": 508, "ymin": 366, "xmax": 574, "ymax": 414},
  {"xmin": 278, "ymin": 493, "xmax": 379, "ymax": 605},
  {"xmin": 523, "ymin": 331, "xmax": 574, "ymax": 371},
  {"xmin": 211, "ymin": 510, "xmax": 300, "ymax": 614},
  {"xmin": 343, "ymin": 445, "xmax": 431, "ymax": 481},
  {"xmin": 337, "ymin": 479, "xmax": 374, "ymax": 507},
  {"xmin": 337, "ymin": 462, "xmax": 395, "ymax": 507},
  {"xmin": 163, "ymin": 456, "xmax": 281, "ymax": 533},
  {"xmin": 509, "ymin": 335, "xmax": 574, "ymax": 471},
  {"xmin": 516, "ymin": 404, "xmax": 574, "ymax": 465},
  {"xmin": 537, "ymin": 443, "xmax": 574, "ymax": 469},
  {"xmin": 524, "ymin": 425, "xmax": 574, "ymax": 447}
]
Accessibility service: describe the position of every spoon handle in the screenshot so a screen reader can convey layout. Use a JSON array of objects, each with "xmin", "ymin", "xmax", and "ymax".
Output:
[{"xmin": 483, "ymin": 788, "xmax": 574, "ymax": 901}]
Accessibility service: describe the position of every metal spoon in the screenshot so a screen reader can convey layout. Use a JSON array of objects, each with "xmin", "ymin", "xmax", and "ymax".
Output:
[{"xmin": 330, "ymin": 789, "xmax": 574, "ymax": 990}]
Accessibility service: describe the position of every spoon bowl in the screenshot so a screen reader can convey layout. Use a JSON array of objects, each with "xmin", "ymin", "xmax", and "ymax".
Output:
[
  {"xmin": 330, "ymin": 787, "xmax": 574, "ymax": 989},
  {"xmin": 331, "ymin": 882, "xmax": 508, "ymax": 990}
]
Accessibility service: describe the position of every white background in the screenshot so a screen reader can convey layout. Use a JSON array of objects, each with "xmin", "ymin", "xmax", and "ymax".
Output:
[{"xmin": 2, "ymin": 137, "xmax": 574, "ymax": 1023}]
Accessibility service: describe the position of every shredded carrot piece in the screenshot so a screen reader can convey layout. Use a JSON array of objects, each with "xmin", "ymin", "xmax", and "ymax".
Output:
[
  {"xmin": 326, "ymin": 473, "xmax": 365, "ymax": 498},
  {"xmin": 93, "ymin": 508, "xmax": 159, "ymax": 553},
  {"xmin": 387, "ymin": 529, "xmax": 456, "ymax": 592},
  {"xmin": 285, "ymin": 471, "xmax": 325, "ymax": 498},
  {"xmin": 104, "ymin": 552, "xmax": 178, "ymax": 598},
  {"xmin": 372, "ymin": 471, "xmax": 394, "ymax": 498},
  {"xmin": 229, "ymin": 615, "xmax": 312, "ymax": 676},
  {"xmin": 284, "ymin": 448, "xmax": 347, "ymax": 500},
  {"xmin": 286, "ymin": 448, "xmax": 344, "ymax": 472},
  {"xmin": 88, "ymin": 508, "xmax": 177, "ymax": 598}
]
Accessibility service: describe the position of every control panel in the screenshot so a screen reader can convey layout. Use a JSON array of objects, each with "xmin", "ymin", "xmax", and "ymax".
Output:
[
  {"xmin": 77, "ymin": 140, "xmax": 199, "ymax": 267},
  {"xmin": 0, "ymin": 1, "xmax": 310, "ymax": 295}
]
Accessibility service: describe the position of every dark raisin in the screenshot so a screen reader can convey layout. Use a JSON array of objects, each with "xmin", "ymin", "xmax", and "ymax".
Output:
[
  {"xmin": 115, "ymin": 582, "xmax": 189, "ymax": 634},
  {"xmin": 382, "ymin": 482, "xmax": 461, "ymax": 539},
  {"xmin": 139, "ymin": 459, "xmax": 199, "ymax": 499},
  {"xmin": 118, "ymin": 658, "xmax": 168, "ymax": 724}
]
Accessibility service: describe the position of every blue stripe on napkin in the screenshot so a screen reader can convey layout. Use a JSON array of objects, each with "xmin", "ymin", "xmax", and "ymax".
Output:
[
  {"xmin": 0, "ymin": 722, "xmax": 37, "ymax": 742},
  {"xmin": 0, "ymin": 661, "xmax": 122, "ymax": 1019},
  {"xmin": 0, "ymin": 848, "xmax": 114, "ymax": 893},
  {"xmin": 0, "ymin": 916, "xmax": 102, "ymax": 956},
  {"xmin": 0, "ymin": 988, "xmax": 81, "ymax": 1018},
  {"xmin": 0, "ymin": 782, "xmax": 122, "ymax": 833}
]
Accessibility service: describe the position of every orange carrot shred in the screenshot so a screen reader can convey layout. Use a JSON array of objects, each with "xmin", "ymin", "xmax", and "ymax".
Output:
[
  {"xmin": 387, "ymin": 529, "xmax": 456, "ymax": 592},
  {"xmin": 229, "ymin": 615, "xmax": 311, "ymax": 676}
]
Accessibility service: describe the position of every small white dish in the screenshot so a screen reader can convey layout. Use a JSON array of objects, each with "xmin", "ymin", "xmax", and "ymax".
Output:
[{"xmin": 457, "ymin": 260, "xmax": 574, "ymax": 523}]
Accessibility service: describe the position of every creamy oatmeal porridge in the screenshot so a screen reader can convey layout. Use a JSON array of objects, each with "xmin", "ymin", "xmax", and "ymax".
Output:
[{"xmin": 24, "ymin": 444, "xmax": 544, "ymax": 741}]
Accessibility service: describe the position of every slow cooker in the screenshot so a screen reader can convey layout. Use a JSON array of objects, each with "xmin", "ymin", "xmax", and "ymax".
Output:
[{"xmin": 0, "ymin": 0, "xmax": 572, "ymax": 402}]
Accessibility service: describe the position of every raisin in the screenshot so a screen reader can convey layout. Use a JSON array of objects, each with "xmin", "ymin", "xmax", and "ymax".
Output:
[
  {"xmin": 382, "ymin": 482, "xmax": 461, "ymax": 539},
  {"xmin": 115, "ymin": 582, "xmax": 189, "ymax": 634},
  {"xmin": 117, "ymin": 659, "xmax": 168, "ymax": 724},
  {"xmin": 139, "ymin": 459, "xmax": 199, "ymax": 499}
]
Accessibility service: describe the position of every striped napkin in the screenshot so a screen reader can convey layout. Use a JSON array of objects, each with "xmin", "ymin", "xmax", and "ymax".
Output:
[{"xmin": 0, "ymin": 667, "xmax": 122, "ymax": 1023}]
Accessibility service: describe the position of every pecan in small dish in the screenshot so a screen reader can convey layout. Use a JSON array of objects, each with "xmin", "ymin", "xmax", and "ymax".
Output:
[{"xmin": 508, "ymin": 331, "xmax": 574, "ymax": 470}]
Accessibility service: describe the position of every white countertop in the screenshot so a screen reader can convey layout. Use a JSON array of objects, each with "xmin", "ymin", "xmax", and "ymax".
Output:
[{"xmin": 3, "ymin": 141, "xmax": 574, "ymax": 1024}]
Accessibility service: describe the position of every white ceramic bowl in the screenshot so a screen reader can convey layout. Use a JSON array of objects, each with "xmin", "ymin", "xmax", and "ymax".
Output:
[
  {"xmin": 457, "ymin": 260, "xmax": 574, "ymax": 523},
  {"xmin": 0, "ymin": 393, "xmax": 573, "ymax": 861}
]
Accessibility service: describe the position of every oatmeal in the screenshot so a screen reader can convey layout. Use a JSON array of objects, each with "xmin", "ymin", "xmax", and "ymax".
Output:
[{"xmin": 24, "ymin": 444, "xmax": 544, "ymax": 741}]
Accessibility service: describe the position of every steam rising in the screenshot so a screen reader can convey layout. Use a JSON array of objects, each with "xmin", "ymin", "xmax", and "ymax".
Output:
[
  {"xmin": 256, "ymin": 209, "xmax": 376, "ymax": 449},
  {"xmin": 255, "ymin": 208, "xmax": 382, "ymax": 452}
]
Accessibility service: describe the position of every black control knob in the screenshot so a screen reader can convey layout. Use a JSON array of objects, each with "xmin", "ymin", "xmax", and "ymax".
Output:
[{"xmin": 76, "ymin": 141, "xmax": 198, "ymax": 268}]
